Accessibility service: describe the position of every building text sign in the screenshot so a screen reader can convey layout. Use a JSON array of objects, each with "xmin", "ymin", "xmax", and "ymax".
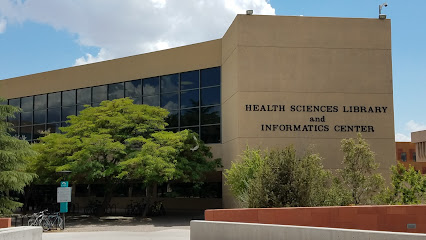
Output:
[{"xmin": 57, "ymin": 187, "xmax": 72, "ymax": 203}]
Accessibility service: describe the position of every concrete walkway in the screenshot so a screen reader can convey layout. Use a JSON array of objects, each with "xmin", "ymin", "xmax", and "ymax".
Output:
[{"xmin": 42, "ymin": 229, "xmax": 190, "ymax": 240}]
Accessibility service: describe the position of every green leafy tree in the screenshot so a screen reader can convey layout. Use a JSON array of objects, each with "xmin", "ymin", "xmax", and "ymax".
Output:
[
  {"xmin": 0, "ymin": 99, "xmax": 36, "ymax": 215},
  {"xmin": 30, "ymin": 98, "xmax": 219, "ymax": 215},
  {"xmin": 339, "ymin": 133, "xmax": 384, "ymax": 205},
  {"xmin": 387, "ymin": 163, "xmax": 426, "ymax": 204}
]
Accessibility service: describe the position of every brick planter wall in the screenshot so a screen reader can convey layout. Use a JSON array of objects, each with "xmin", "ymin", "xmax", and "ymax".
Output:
[{"xmin": 0, "ymin": 218, "xmax": 11, "ymax": 228}]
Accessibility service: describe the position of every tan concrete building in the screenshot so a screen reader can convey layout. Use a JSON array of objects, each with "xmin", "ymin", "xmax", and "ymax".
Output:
[
  {"xmin": 412, "ymin": 130, "xmax": 426, "ymax": 162},
  {"xmin": 0, "ymin": 15, "xmax": 394, "ymax": 209}
]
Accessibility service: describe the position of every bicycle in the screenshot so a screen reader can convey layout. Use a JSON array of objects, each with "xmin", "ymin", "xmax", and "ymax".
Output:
[{"xmin": 28, "ymin": 209, "xmax": 64, "ymax": 231}]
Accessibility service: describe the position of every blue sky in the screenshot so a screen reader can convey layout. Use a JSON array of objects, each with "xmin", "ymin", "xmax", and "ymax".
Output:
[{"xmin": 0, "ymin": 0, "xmax": 425, "ymax": 141}]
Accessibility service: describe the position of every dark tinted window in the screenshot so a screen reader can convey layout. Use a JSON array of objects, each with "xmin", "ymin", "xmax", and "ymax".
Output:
[
  {"xmin": 161, "ymin": 74, "xmax": 179, "ymax": 93},
  {"xmin": 21, "ymin": 112, "xmax": 32, "ymax": 126},
  {"xmin": 34, "ymin": 95, "xmax": 47, "ymax": 110},
  {"xmin": 132, "ymin": 98, "xmax": 142, "ymax": 105},
  {"xmin": 161, "ymin": 93, "xmax": 178, "ymax": 110},
  {"xmin": 46, "ymin": 123, "xmax": 60, "ymax": 134},
  {"xmin": 62, "ymin": 90, "xmax": 76, "ymax": 107},
  {"xmin": 201, "ymin": 67, "xmax": 220, "ymax": 87},
  {"xmin": 33, "ymin": 125, "xmax": 45, "ymax": 140},
  {"xmin": 21, "ymin": 96, "xmax": 33, "ymax": 112},
  {"xmin": 201, "ymin": 87, "xmax": 220, "ymax": 106},
  {"xmin": 143, "ymin": 77, "xmax": 159, "ymax": 96},
  {"xmin": 108, "ymin": 83, "xmax": 124, "ymax": 100},
  {"xmin": 181, "ymin": 90, "xmax": 199, "ymax": 109},
  {"xmin": 401, "ymin": 152, "xmax": 407, "ymax": 162},
  {"xmin": 143, "ymin": 95, "xmax": 159, "ymax": 106},
  {"xmin": 20, "ymin": 126, "xmax": 32, "ymax": 141},
  {"xmin": 201, "ymin": 125, "xmax": 220, "ymax": 143},
  {"xmin": 201, "ymin": 106, "xmax": 221, "ymax": 125},
  {"xmin": 8, "ymin": 98, "xmax": 20, "ymax": 107},
  {"xmin": 34, "ymin": 110, "xmax": 46, "ymax": 124},
  {"xmin": 9, "ymin": 112, "xmax": 20, "ymax": 126},
  {"xmin": 166, "ymin": 110, "xmax": 179, "ymax": 128},
  {"xmin": 62, "ymin": 106, "xmax": 76, "ymax": 121},
  {"xmin": 48, "ymin": 92, "xmax": 61, "ymax": 108},
  {"xmin": 92, "ymin": 85, "xmax": 107, "ymax": 103},
  {"xmin": 181, "ymin": 70, "xmax": 199, "ymax": 90},
  {"xmin": 181, "ymin": 108, "xmax": 199, "ymax": 127},
  {"xmin": 181, "ymin": 126, "xmax": 199, "ymax": 134},
  {"xmin": 77, "ymin": 105, "xmax": 86, "ymax": 115},
  {"xmin": 47, "ymin": 108, "xmax": 60, "ymax": 123},
  {"xmin": 77, "ymin": 88, "xmax": 91, "ymax": 105},
  {"xmin": 125, "ymin": 80, "xmax": 142, "ymax": 98}
]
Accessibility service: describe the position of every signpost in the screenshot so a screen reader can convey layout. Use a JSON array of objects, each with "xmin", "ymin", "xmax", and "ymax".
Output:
[{"xmin": 57, "ymin": 181, "xmax": 71, "ymax": 229}]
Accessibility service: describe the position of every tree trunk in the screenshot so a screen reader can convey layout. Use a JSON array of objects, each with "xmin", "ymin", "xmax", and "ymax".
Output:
[
  {"xmin": 142, "ymin": 183, "xmax": 157, "ymax": 218},
  {"xmin": 98, "ymin": 185, "xmax": 114, "ymax": 216}
]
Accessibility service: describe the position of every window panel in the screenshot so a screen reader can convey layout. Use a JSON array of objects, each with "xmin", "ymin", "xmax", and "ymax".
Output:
[
  {"xmin": 181, "ymin": 126, "xmax": 199, "ymax": 134},
  {"xmin": 201, "ymin": 67, "xmax": 220, "ymax": 87},
  {"xmin": 48, "ymin": 92, "xmax": 61, "ymax": 108},
  {"xmin": 165, "ymin": 128, "xmax": 179, "ymax": 133},
  {"xmin": 92, "ymin": 85, "xmax": 107, "ymax": 103},
  {"xmin": 77, "ymin": 105, "xmax": 87, "ymax": 115},
  {"xmin": 8, "ymin": 98, "xmax": 20, "ymax": 107},
  {"xmin": 160, "ymin": 74, "xmax": 179, "ymax": 93},
  {"xmin": 21, "ymin": 96, "xmax": 33, "ymax": 112},
  {"xmin": 33, "ymin": 125, "xmax": 45, "ymax": 140},
  {"xmin": 62, "ymin": 106, "xmax": 76, "ymax": 121},
  {"xmin": 166, "ymin": 110, "xmax": 179, "ymax": 128},
  {"xmin": 46, "ymin": 123, "xmax": 60, "ymax": 134},
  {"xmin": 181, "ymin": 70, "xmax": 199, "ymax": 90},
  {"xmin": 21, "ymin": 112, "xmax": 32, "ymax": 126},
  {"xmin": 20, "ymin": 126, "xmax": 32, "ymax": 141},
  {"xmin": 62, "ymin": 90, "xmax": 76, "ymax": 107},
  {"xmin": 92, "ymin": 102, "xmax": 101, "ymax": 107},
  {"xmin": 181, "ymin": 89, "xmax": 199, "ymax": 109},
  {"xmin": 143, "ymin": 95, "xmax": 159, "ymax": 107},
  {"xmin": 34, "ymin": 110, "xmax": 46, "ymax": 124},
  {"xmin": 77, "ymin": 88, "xmax": 91, "ymax": 105},
  {"xmin": 180, "ymin": 108, "xmax": 199, "ymax": 127},
  {"xmin": 401, "ymin": 152, "xmax": 407, "ymax": 162},
  {"xmin": 34, "ymin": 95, "xmax": 47, "ymax": 110},
  {"xmin": 161, "ymin": 93, "xmax": 178, "ymax": 110},
  {"xmin": 8, "ymin": 112, "xmax": 20, "ymax": 126},
  {"xmin": 201, "ymin": 106, "xmax": 221, "ymax": 125},
  {"xmin": 201, "ymin": 125, "xmax": 221, "ymax": 143},
  {"xmin": 143, "ymin": 77, "xmax": 159, "ymax": 96},
  {"xmin": 61, "ymin": 122, "xmax": 71, "ymax": 127},
  {"xmin": 9, "ymin": 127, "xmax": 19, "ymax": 136},
  {"xmin": 131, "ymin": 98, "xmax": 142, "ymax": 105},
  {"xmin": 47, "ymin": 108, "xmax": 60, "ymax": 123},
  {"xmin": 108, "ymin": 82, "xmax": 124, "ymax": 100},
  {"xmin": 201, "ymin": 87, "xmax": 220, "ymax": 106},
  {"xmin": 125, "ymin": 80, "xmax": 142, "ymax": 98}
]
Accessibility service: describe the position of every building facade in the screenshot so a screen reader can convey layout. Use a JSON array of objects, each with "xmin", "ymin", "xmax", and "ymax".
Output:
[
  {"xmin": 395, "ymin": 142, "xmax": 426, "ymax": 173},
  {"xmin": 412, "ymin": 130, "xmax": 426, "ymax": 163},
  {"xmin": 0, "ymin": 15, "xmax": 395, "ymax": 209}
]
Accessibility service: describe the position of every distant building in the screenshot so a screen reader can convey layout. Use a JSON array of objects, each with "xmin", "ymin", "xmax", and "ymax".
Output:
[{"xmin": 412, "ymin": 130, "xmax": 426, "ymax": 163}]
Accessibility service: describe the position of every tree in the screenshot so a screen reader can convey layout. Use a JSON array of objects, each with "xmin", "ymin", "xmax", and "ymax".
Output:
[
  {"xmin": 0, "ymin": 99, "xmax": 36, "ymax": 215},
  {"xmin": 339, "ymin": 133, "xmax": 384, "ymax": 205},
  {"xmin": 224, "ymin": 145, "xmax": 348, "ymax": 208},
  {"xmin": 387, "ymin": 163, "xmax": 426, "ymax": 204},
  {"xmin": 30, "ymin": 98, "xmax": 220, "ymax": 215}
]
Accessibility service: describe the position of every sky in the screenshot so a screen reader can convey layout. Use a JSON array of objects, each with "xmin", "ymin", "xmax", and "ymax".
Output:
[{"xmin": 0, "ymin": 0, "xmax": 425, "ymax": 141}]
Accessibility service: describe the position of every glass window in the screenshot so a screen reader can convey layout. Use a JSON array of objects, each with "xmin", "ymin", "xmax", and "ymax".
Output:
[
  {"xmin": 413, "ymin": 152, "xmax": 416, "ymax": 162},
  {"xmin": 8, "ymin": 112, "xmax": 20, "ymax": 126},
  {"xmin": 92, "ymin": 85, "xmax": 107, "ymax": 103},
  {"xmin": 201, "ymin": 125, "xmax": 221, "ymax": 143},
  {"xmin": 201, "ymin": 67, "xmax": 220, "ymax": 87},
  {"xmin": 161, "ymin": 93, "xmax": 178, "ymax": 110},
  {"xmin": 21, "ymin": 96, "xmax": 33, "ymax": 112},
  {"xmin": 62, "ymin": 90, "xmax": 76, "ymax": 107},
  {"xmin": 143, "ymin": 95, "xmax": 159, "ymax": 107},
  {"xmin": 201, "ymin": 87, "xmax": 220, "ymax": 106},
  {"xmin": 160, "ymin": 74, "xmax": 179, "ymax": 93},
  {"xmin": 92, "ymin": 102, "xmax": 101, "ymax": 107},
  {"xmin": 48, "ymin": 92, "xmax": 61, "ymax": 108},
  {"xmin": 33, "ymin": 125, "xmax": 45, "ymax": 140},
  {"xmin": 166, "ymin": 110, "xmax": 179, "ymax": 128},
  {"xmin": 46, "ymin": 123, "xmax": 60, "ymax": 134},
  {"xmin": 125, "ymin": 80, "xmax": 142, "ymax": 98},
  {"xmin": 401, "ymin": 152, "xmax": 407, "ymax": 162},
  {"xmin": 9, "ymin": 127, "xmax": 19, "ymax": 136},
  {"xmin": 77, "ymin": 88, "xmax": 91, "ymax": 105},
  {"xmin": 62, "ymin": 106, "xmax": 76, "ymax": 121},
  {"xmin": 34, "ymin": 110, "xmax": 46, "ymax": 124},
  {"xmin": 8, "ymin": 98, "xmax": 20, "ymax": 107},
  {"xmin": 181, "ymin": 126, "xmax": 199, "ymax": 134},
  {"xmin": 131, "ymin": 98, "xmax": 142, "ymax": 105},
  {"xmin": 108, "ymin": 83, "xmax": 124, "ymax": 100},
  {"xmin": 47, "ymin": 108, "xmax": 60, "ymax": 123},
  {"xmin": 21, "ymin": 112, "xmax": 32, "ymax": 126},
  {"xmin": 20, "ymin": 126, "xmax": 32, "ymax": 141},
  {"xmin": 34, "ymin": 95, "xmax": 47, "ymax": 110},
  {"xmin": 143, "ymin": 77, "xmax": 159, "ymax": 96},
  {"xmin": 180, "ymin": 108, "xmax": 199, "ymax": 127},
  {"xmin": 201, "ymin": 106, "xmax": 221, "ymax": 125},
  {"xmin": 181, "ymin": 70, "xmax": 199, "ymax": 90},
  {"xmin": 77, "ymin": 105, "xmax": 87, "ymax": 115},
  {"xmin": 181, "ymin": 90, "xmax": 199, "ymax": 109},
  {"xmin": 61, "ymin": 122, "xmax": 71, "ymax": 127}
]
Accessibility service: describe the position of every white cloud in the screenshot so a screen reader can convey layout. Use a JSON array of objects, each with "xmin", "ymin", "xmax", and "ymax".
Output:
[
  {"xmin": 0, "ymin": 18, "xmax": 6, "ymax": 33},
  {"xmin": 395, "ymin": 133, "xmax": 411, "ymax": 142},
  {"xmin": 405, "ymin": 120, "xmax": 426, "ymax": 133},
  {"xmin": 0, "ymin": 0, "xmax": 275, "ymax": 65}
]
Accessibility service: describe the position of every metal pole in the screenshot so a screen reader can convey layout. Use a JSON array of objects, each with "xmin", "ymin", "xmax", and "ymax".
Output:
[{"xmin": 63, "ymin": 212, "xmax": 65, "ymax": 229}]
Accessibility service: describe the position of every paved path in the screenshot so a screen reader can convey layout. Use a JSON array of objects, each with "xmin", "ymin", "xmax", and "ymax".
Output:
[{"xmin": 42, "ymin": 229, "xmax": 190, "ymax": 240}]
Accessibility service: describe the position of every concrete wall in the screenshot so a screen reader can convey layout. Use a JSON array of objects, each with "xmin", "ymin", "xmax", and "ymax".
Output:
[
  {"xmin": 190, "ymin": 220, "xmax": 426, "ymax": 240},
  {"xmin": 205, "ymin": 205, "xmax": 426, "ymax": 234},
  {"xmin": 0, "ymin": 227, "xmax": 42, "ymax": 240}
]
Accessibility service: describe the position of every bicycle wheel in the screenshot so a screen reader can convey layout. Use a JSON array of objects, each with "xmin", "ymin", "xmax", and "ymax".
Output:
[
  {"xmin": 57, "ymin": 217, "xmax": 64, "ymax": 230},
  {"xmin": 28, "ymin": 218, "xmax": 36, "ymax": 226},
  {"xmin": 41, "ymin": 219, "xmax": 50, "ymax": 231}
]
